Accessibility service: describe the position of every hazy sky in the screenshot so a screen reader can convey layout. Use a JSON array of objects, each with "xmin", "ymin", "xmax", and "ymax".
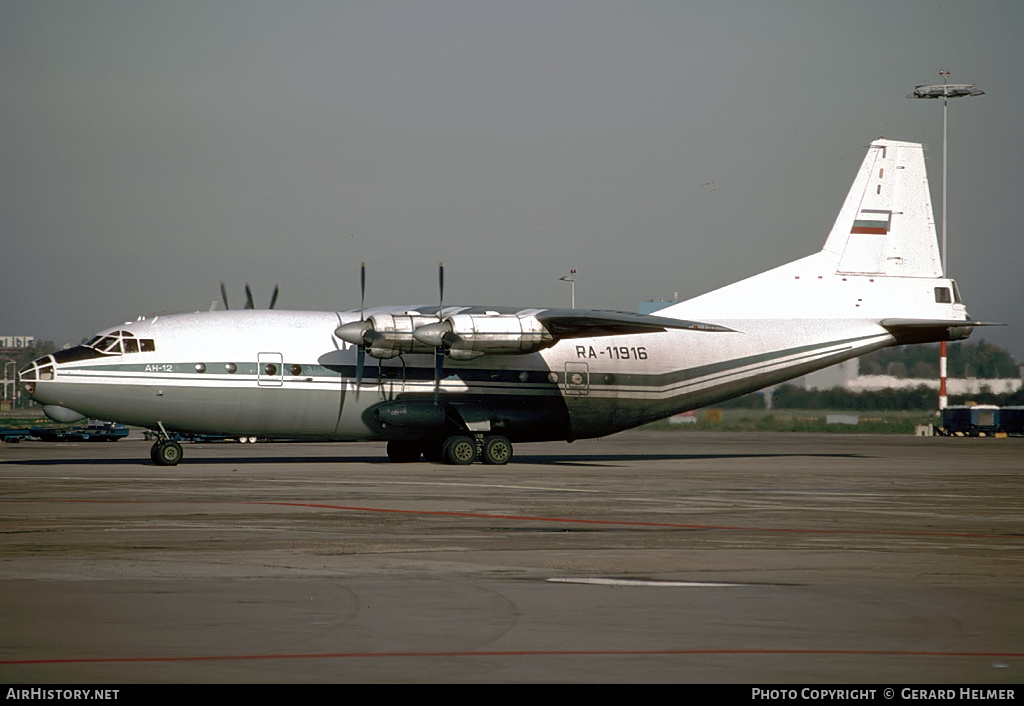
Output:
[{"xmin": 3, "ymin": 1, "xmax": 1022, "ymax": 360}]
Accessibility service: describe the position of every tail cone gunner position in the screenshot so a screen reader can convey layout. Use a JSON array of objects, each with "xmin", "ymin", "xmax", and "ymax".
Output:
[{"xmin": 20, "ymin": 139, "xmax": 993, "ymax": 466}]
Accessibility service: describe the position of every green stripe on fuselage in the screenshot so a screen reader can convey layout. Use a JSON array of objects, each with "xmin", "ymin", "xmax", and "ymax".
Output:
[{"xmin": 54, "ymin": 333, "xmax": 883, "ymax": 391}]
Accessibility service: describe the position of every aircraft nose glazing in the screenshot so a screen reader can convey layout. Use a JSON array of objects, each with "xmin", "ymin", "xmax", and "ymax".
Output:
[{"xmin": 18, "ymin": 356, "xmax": 55, "ymax": 396}]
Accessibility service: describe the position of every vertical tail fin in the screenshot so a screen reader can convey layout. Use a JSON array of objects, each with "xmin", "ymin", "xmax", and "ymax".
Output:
[
  {"xmin": 823, "ymin": 139, "xmax": 943, "ymax": 278},
  {"xmin": 660, "ymin": 138, "xmax": 967, "ymax": 323}
]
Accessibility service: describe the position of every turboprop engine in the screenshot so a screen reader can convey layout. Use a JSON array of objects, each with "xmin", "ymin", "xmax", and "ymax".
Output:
[
  {"xmin": 335, "ymin": 312, "xmax": 440, "ymax": 359},
  {"xmin": 336, "ymin": 311, "xmax": 556, "ymax": 360},
  {"xmin": 413, "ymin": 313, "xmax": 555, "ymax": 360}
]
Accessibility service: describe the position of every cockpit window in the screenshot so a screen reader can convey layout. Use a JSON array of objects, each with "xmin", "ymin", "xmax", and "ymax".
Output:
[
  {"xmin": 83, "ymin": 330, "xmax": 156, "ymax": 354},
  {"xmin": 96, "ymin": 336, "xmax": 121, "ymax": 353}
]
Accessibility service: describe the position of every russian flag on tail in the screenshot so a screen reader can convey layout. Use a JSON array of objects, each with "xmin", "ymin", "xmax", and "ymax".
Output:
[{"xmin": 851, "ymin": 209, "xmax": 891, "ymax": 235}]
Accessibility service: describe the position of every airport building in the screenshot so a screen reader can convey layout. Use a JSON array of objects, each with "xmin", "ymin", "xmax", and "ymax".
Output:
[
  {"xmin": 1, "ymin": 335, "xmax": 37, "ymax": 409},
  {"xmin": 0, "ymin": 335, "xmax": 35, "ymax": 349},
  {"xmin": 803, "ymin": 359, "xmax": 1022, "ymax": 395}
]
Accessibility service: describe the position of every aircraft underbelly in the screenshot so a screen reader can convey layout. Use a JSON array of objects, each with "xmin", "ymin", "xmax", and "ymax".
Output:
[{"xmin": 34, "ymin": 377, "xmax": 347, "ymax": 438}]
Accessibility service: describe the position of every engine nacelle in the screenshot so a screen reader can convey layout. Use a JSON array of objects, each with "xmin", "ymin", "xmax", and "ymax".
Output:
[
  {"xmin": 415, "ymin": 313, "xmax": 555, "ymax": 360},
  {"xmin": 340, "ymin": 311, "xmax": 557, "ymax": 360},
  {"xmin": 337, "ymin": 313, "xmax": 440, "ymax": 358}
]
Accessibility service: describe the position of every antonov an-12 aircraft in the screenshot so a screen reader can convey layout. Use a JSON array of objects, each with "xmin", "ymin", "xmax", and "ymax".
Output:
[{"xmin": 20, "ymin": 139, "xmax": 985, "ymax": 466}]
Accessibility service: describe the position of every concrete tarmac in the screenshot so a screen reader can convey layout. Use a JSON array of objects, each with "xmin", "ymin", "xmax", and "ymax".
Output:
[{"xmin": 1, "ymin": 430, "xmax": 1022, "ymax": 683}]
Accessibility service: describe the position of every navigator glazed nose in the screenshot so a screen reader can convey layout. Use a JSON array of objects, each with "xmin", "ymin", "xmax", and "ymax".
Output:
[{"xmin": 18, "ymin": 355, "xmax": 55, "ymax": 397}]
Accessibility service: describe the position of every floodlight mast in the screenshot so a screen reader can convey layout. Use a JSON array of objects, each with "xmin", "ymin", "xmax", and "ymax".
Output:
[
  {"xmin": 907, "ymin": 71, "xmax": 984, "ymax": 276},
  {"xmin": 907, "ymin": 70, "xmax": 984, "ymax": 410},
  {"xmin": 560, "ymin": 270, "xmax": 576, "ymax": 309}
]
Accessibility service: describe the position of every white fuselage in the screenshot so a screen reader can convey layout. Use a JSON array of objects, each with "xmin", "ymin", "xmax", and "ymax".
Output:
[{"xmin": 21, "ymin": 307, "xmax": 905, "ymax": 442}]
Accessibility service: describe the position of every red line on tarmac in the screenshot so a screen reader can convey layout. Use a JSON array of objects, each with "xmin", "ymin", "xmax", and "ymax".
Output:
[
  {"xmin": 257, "ymin": 500, "xmax": 1017, "ymax": 539},
  {"xmin": 4, "ymin": 648, "xmax": 1023, "ymax": 666}
]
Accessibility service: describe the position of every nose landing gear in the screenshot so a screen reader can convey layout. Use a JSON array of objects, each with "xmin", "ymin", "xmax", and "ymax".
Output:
[
  {"xmin": 149, "ymin": 421, "xmax": 183, "ymax": 466},
  {"xmin": 151, "ymin": 439, "xmax": 183, "ymax": 466}
]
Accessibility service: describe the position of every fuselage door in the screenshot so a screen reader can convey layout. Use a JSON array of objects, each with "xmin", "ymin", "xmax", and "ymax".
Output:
[
  {"xmin": 258, "ymin": 352, "xmax": 284, "ymax": 387},
  {"xmin": 564, "ymin": 361, "xmax": 590, "ymax": 396}
]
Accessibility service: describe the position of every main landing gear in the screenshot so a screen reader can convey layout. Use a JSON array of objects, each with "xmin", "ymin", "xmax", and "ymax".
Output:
[{"xmin": 386, "ymin": 434, "xmax": 513, "ymax": 466}]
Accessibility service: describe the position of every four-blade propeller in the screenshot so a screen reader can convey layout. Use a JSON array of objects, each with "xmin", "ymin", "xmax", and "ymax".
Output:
[
  {"xmin": 335, "ymin": 262, "xmax": 450, "ymax": 396},
  {"xmin": 220, "ymin": 282, "xmax": 279, "ymax": 310},
  {"xmin": 334, "ymin": 263, "xmax": 375, "ymax": 396}
]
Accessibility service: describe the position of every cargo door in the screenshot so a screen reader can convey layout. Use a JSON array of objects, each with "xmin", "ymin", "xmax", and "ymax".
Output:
[{"xmin": 564, "ymin": 361, "xmax": 590, "ymax": 396}]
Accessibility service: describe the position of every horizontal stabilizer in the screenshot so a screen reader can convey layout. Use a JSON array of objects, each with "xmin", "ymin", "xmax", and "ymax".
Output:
[
  {"xmin": 880, "ymin": 319, "xmax": 1002, "ymax": 345},
  {"xmin": 881, "ymin": 319, "xmax": 1003, "ymax": 329}
]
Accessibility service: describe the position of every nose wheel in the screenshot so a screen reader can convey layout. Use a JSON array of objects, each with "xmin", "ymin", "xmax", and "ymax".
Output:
[{"xmin": 150, "ymin": 439, "xmax": 183, "ymax": 466}]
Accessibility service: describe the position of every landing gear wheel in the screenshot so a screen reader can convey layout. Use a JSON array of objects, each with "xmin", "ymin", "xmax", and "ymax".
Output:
[
  {"xmin": 442, "ymin": 435, "xmax": 477, "ymax": 465},
  {"xmin": 386, "ymin": 440, "xmax": 422, "ymax": 463},
  {"xmin": 423, "ymin": 439, "xmax": 445, "ymax": 464},
  {"xmin": 151, "ymin": 440, "xmax": 183, "ymax": 466},
  {"xmin": 481, "ymin": 435, "xmax": 513, "ymax": 465}
]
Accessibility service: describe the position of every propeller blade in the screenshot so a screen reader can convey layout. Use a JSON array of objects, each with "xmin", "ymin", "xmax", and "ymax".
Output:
[
  {"xmin": 437, "ymin": 262, "xmax": 445, "ymax": 320},
  {"xmin": 244, "ymin": 284, "xmax": 255, "ymax": 309},
  {"xmin": 268, "ymin": 284, "xmax": 279, "ymax": 309},
  {"xmin": 355, "ymin": 346, "xmax": 365, "ymax": 400},
  {"xmin": 434, "ymin": 262, "xmax": 446, "ymax": 392},
  {"xmin": 434, "ymin": 349, "xmax": 445, "ymax": 391},
  {"xmin": 356, "ymin": 263, "xmax": 368, "ymax": 399},
  {"xmin": 360, "ymin": 262, "xmax": 366, "ymax": 319},
  {"xmin": 220, "ymin": 282, "xmax": 230, "ymax": 310}
]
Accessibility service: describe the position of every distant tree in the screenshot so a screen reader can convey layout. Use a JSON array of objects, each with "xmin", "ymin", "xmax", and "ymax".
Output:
[
  {"xmin": 768, "ymin": 384, "xmax": 940, "ymax": 411},
  {"xmin": 910, "ymin": 360, "xmax": 937, "ymax": 378},
  {"xmin": 860, "ymin": 357, "xmax": 883, "ymax": 375},
  {"xmin": 5, "ymin": 340, "xmax": 57, "ymax": 371},
  {"xmin": 887, "ymin": 361, "xmax": 908, "ymax": 378},
  {"xmin": 860, "ymin": 340, "xmax": 1019, "ymax": 379}
]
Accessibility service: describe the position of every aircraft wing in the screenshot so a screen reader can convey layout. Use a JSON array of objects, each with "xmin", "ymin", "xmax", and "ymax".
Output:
[
  {"xmin": 338, "ymin": 305, "xmax": 736, "ymax": 362},
  {"xmin": 533, "ymin": 309, "xmax": 734, "ymax": 338}
]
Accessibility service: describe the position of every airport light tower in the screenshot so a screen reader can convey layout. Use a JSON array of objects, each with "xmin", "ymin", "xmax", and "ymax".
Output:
[
  {"xmin": 560, "ymin": 270, "xmax": 576, "ymax": 309},
  {"xmin": 908, "ymin": 71, "xmax": 983, "ymax": 410}
]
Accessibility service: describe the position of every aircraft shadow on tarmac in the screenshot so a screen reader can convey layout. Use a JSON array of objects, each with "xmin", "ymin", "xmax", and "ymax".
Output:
[
  {"xmin": 4, "ymin": 451, "xmax": 868, "ymax": 467},
  {"xmin": 516, "ymin": 452, "xmax": 867, "ymax": 466}
]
